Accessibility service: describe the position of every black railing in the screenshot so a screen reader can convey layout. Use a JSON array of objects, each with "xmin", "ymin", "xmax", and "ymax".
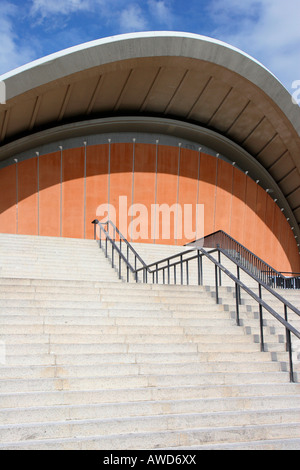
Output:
[
  {"xmin": 92, "ymin": 219, "xmax": 300, "ymax": 383},
  {"xmin": 92, "ymin": 219, "xmax": 148, "ymax": 282},
  {"xmin": 187, "ymin": 230, "xmax": 300, "ymax": 289}
]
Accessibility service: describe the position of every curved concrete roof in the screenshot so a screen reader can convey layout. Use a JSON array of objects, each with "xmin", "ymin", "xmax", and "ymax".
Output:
[{"xmin": 1, "ymin": 31, "xmax": 300, "ymax": 239}]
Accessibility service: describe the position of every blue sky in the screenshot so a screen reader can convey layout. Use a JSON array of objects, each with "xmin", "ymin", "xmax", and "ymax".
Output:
[{"xmin": 0, "ymin": 0, "xmax": 299, "ymax": 94}]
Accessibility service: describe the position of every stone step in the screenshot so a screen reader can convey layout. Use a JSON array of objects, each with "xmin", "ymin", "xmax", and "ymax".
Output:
[
  {"xmin": 0, "ymin": 279, "xmax": 206, "ymax": 288},
  {"xmin": 0, "ymin": 274, "xmax": 119, "ymax": 281},
  {"xmin": 0, "ymin": 407, "xmax": 299, "ymax": 443},
  {"xmin": 0, "ymin": 314, "xmax": 234, "ymax": 327},
  {"xmin": 0, "ymin": 312, "xmax": 228, "ymax": 325},
  {"xmin": 0, "ymin": 254, "xmax": 112, "ymax": 261},
  {"xmin": 0, "ymin": 293, "xmax": 220, "ymax": 305},
  {"xmin": 0, "ymin": 307, "xmax": 231, "ymax": 320},
  {"xmin": 0, "ymin": 360, "xmax": 282, "ymax": 379},
  {"xmin": 0, "ymin": 394, "xmax": 299, "ymax": 425},
  {"xmin": 0, "ymin": 371, "xmax": 291, "ymax": 394},
  {"xmin": 0, "ymin": 335, "xmax": 290, "ymax": 355},
  {"xmin": 0, "ymin": 421, "xmax": 299, "ymax": 450},
  {"xmin": 167, "ymin": 438, "xmax": 300, "ymax": 450},
  {"xmin": 0, "ymin": 262, "xmax": 113, "ymax": 270},
  {"xmin": 0, "ymin": 331, "xmax": 253, "ymax": 345},
  {"xmin": 1, "ymin": 382, "xmax": 298, "ymax": 409},
  {"xmin": 0, "ymin": 337, "xmax": 262, "ymax": 355},
  {"xmin": 0, "ymin": 298, "xmax": 223, "ymax": 310},
  {"xmin": 0, "ymin": 321, "xmax": 253, "ymax": 336},
  {"xmin": 0, "ymin": 278, "xmax": 119, "ymax": 287},
  {"xmin": 2, "ymin": 342, "xmax": 268, "ymax": 357},
  {"xmin": 2, "ymin": 350, "xmax": 276, "ymax": 367},
  {"xmin": 1, "ymin": 352, "xmax": 203, "ymax": 366},
  {"xmin": 0, "ymin": 285, "xmax": 208, "ymax": 295},
  {"xmin": 0, "ymin": 326, "xmax": 256, "ymax": 340}
]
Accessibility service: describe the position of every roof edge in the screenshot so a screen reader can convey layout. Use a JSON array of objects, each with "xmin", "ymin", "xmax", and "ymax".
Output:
[
  {"xmin": 0, "ymin": 31, "xmax": 275, "ymax": 81},
  {"xmin": 1, "ymin": 31, "xmax": 299, "ymax": 137}
]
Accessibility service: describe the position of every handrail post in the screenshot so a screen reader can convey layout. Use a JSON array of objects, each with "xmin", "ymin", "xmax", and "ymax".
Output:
[
  {"xmin": 197, "ymin": 250, "xmax": 201, "ymax": 286},
  {"xmin": 215, "ymin": 264, "xmax": 219, "ymax": 304},
  {"xmin": 186, "ymin": 260, "xmax": 189, "ymax": 285},
  {"xmin": 286, "ymin": 327, "xmax": 295, "ymax": 383},
  {"xmin": 180, "ymin": 255, "xmax": 183, "ymax": 285},
  {"xmin": 126, "ymin": 245, "xmax": 129, "ymax": 281},
  {"xmin": 91, "ymin": 219, "xmax": 99, "ymax": 242},
  {"xmin": 258, "ymin": 283, "xmax": 265, "ymax": 352},
  {"xmin": 284, "ymin": 302, "xmax": 296, "ymax": 382},
  {"xmin": 135, "ymin": 256, "xmax": 138, "ymax": 283},
  {"xmin": 284, "ymin": 304, "xmax": 289, "ymax": 351},
  {"xmin": 237, "ymin": 265, "xmax": 241, "ymax": 304},
  {"xmin": 217, "ymin": 245, "xmax": 222, "ymax": 286},
  {"xmin": 235, "ymin": 282, "xmax": 240, "ymax": 326},
  {"xmin": 200, "ymin": 253, "xmax": 203, "ymax": 285},
  {"xmin": 118, "ymin": 253, "xmax": 121, "ymax": 279}
]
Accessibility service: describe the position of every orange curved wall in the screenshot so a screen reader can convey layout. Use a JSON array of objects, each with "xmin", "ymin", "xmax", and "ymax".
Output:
[{"xmin": 0, "ymin": 142, "xmax": 299, "ymax": 273}]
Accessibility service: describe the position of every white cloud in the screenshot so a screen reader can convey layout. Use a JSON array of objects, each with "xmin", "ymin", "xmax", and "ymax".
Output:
[
  {"xmin": 147, "ymin": 0, "xmax": 175, "ymax": 27},
  {"xmin": 0, "ymin": 1, "xmax": 35, "ymax": 75},
  {"xmin": 119, "ymin": 4, "xmax": 148, "ymax": 32},
  {"xmin": 210, "ymin": 0, "xmax": 262, "ymax": 17},
  {"xmin": 30, "ymin": 0, "xmax": 92, "ymax": 17},
  {"xmin": 29, "ymin": 0, "xmax": 151, "ymax": 33},
  {"xmin": 30, "ymin": 0, "xmax": 176, "ymax": 30},
  {"xmin": 117, "ymin": 1, "xmax": 176, "ymax": 33},
  {"xmin": 209, "ymin": 0, "xmax": 300, "ymax": 93}
]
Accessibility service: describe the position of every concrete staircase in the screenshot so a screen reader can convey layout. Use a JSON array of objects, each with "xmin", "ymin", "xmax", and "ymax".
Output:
[{"xmin": 0, "ymin": 234, "xmax": 299, "ymax": 450}]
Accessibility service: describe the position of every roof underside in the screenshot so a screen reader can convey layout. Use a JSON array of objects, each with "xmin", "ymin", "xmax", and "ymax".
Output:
[{"xmin": 0, "ymin": 33, "xmax": 300, "ymax": 236}]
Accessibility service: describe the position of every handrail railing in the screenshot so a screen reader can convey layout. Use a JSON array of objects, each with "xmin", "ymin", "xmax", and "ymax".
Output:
[
  {"xmin": 135, "ymin": 243, "xmax": 300, "ymax": 383},
  {"xmin": 187, "ymin": 230, "xmax": 300, "ymax": 289},
  {"xmin": 216, "ymin": 248, "xmax": 300, "ymax": 320},
  {"xmin": 92, "ymin": 219, "xmax": 300, "ymax": 383},
  {"xmin": 201, "ymin": 248, "xmax": 300, "ymax": 382},
  {"xmin": 92, "ymin": 219, "xmax": 149, "ymax": 282}
]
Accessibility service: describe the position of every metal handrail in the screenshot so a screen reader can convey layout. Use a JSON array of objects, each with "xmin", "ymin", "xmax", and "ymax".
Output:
[
  {"xmin": 92, "ymin": 219, "xmax": 149, "ymax": 281},
  {"xmin": 135, "ymin": 243, "xmax": 300, "ymax": 374},
  {"xmin": 216, "ymin": 247, "xmax": 300, "ymax": 320},
  {"xmin": 92, "ymin": 220, "xmax": 135, "ymax": 278},
  {"xmin": 139, "ymin": 245, "xmax": 300, "ymax": 316},
  {"xmin": 280, "ymin": 272, "xmax": 300, "ymax": 277},
  {"xmin": 92, "ymin": 219, "xmax": 300, "ymax": 382},
  {"xmin": 105, "ymin": 219, "xmax": 148, "ymax": 269},
  {"xmin": 199, "ymin": 248, "xmax": 300, "ymax": 383},
  {"xmin": 145, "ymin": 246, "xmax": 300, "ymax": 382},
  {"xmin": 187, "ymin": 230, "xmax": 300, "ymax": 289}
]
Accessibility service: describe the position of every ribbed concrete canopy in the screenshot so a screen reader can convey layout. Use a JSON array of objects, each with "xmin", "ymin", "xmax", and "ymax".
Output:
[{"xmin": 1, "ymin": 31, "xmax": 300, "ymax": 238}]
